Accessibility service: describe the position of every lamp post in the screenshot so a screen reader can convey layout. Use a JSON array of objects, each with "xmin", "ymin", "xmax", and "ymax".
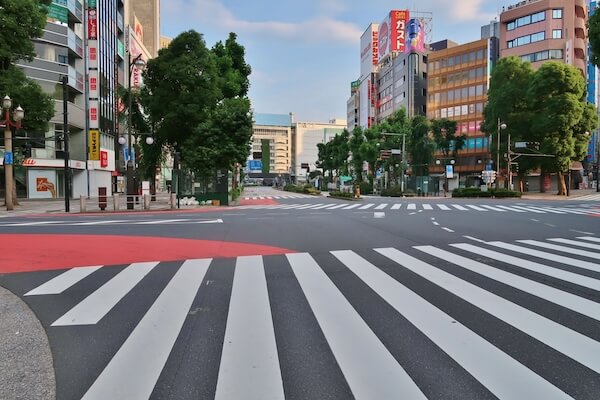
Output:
[
  {"xmin": 125, "ymin": 53, "xmax": 147, "ymax": 209},
  {"xmin": 496, "ymin": 118, "xmax": 507, "ymax": 189},
  {"xmin": 2, "ymin": 96, "xmax": 24, "ymax": 211}
]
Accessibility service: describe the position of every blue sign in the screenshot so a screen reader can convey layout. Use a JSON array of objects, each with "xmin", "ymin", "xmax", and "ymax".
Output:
[
  {"xmin": 4, "ymin": 152, "xmax": 13, "ymax": 165},
  {"xmin": 248, "ymin": 160, "xmax": 262, "ymax": 171},
  {"xmin": 445, "ymin": 165, "xmax": 454, "ymax": 178},
  {"xmin": 123, "ymin": 147, "xmax": 129, "ymax": 162}
]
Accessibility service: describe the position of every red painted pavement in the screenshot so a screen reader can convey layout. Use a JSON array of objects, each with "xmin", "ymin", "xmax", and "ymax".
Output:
[
  {"xmin": 238, "ymin": 198, "xmax": 279, "ymax": 206},
  {"xmin": 0, "ymin": 234, "xmax": 295, "ymax": 273}
]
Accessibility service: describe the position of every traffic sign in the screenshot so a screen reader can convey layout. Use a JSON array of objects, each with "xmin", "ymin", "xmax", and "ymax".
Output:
[{"xmin": 4, "ymin": 151, "xmax": 13, "ymax": 165}]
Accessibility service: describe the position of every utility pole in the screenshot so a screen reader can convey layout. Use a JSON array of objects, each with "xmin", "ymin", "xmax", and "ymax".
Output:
[{"xmin": 62, "ymin": 76, "xmax": 70, "ymax": 212}]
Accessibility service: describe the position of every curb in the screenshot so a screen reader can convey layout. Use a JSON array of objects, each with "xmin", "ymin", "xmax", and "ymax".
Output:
[{"xmin": 0, "ymin": 286, "xmax": 55, "ymax": 400}]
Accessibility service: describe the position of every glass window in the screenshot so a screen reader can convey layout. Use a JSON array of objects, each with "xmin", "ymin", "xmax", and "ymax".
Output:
[
  {"xmin": 455, "ymin": 88, "xmax": 461, "ymax": 100},
  {"xmin": 507, "ymin": 21, "xmax": 515, "ymax": 31},
  {"xmin": 461, "ymin": 87, "xmax": 468, "ymax": 98},
  {"xmin": 469, "ymin": 69, "xmax": 476, "ymax": 80},
  {"xmin": 476, "ymin": 85, "xmax": 483, "ymax": 96},
  {"xmin": 454, "ymin": 106, "xmax": 461, "ymax": 116},
  {"xmin": 455, "ymin": 55, "xmax": 461, "ymax": 65},
  {"xmin": 462, "ymin": 53, "xmax": 469, "ymax": 64},
  {"xmin": 553, "ymin": 29, "xmax": 562, "ymax": 39},
  {"xmin": 469, "ymin": 51, "xmax": 476, "ymax": 62},
  {"xmin": 476, "ymin": 49, "xmax": 484, "ymax": 60},
  {"xmin": 550, "ymin": 49, "xmax": 563, "ymax": 59},
  {"xmin": 448, "ymin": 90, "xmax": 454, "ymax": 101},
  {"xmin": 468, "ymin": 86, "xmax": 475, "ymax": 97},
  {"xmin": 461, "ymin": 105, "xmax": 468, "ymax": 115},
  {"xmin": 553, "ymin": 9, "xmax": 562, "ymax": 19},
  {"xmin": 448, "ymin": 56, "xmax": 454, "ymax": 66}
]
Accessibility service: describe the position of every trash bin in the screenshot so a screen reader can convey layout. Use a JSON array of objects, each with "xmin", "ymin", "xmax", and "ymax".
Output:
[{"xmin": 212, "ymin": 199, "xmax": 220, "ymax": 206}]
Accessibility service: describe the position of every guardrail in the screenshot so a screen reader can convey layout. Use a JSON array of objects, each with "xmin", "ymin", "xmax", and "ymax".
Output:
[{"xmin": 78, "ymin": 193, "xmax": 178, "ymax": 213}]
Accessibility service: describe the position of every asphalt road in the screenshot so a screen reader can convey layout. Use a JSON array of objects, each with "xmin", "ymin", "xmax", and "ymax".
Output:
[{"xmin": 1, "ymin": 187, "xmax": 600, "ymax": 399}]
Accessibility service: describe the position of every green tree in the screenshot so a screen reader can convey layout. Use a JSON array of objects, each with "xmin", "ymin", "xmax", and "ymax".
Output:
[
  {"xmin": 431, "ymin": 118, "xmax": 465, "ymax": 160},
  {"xmin": 589, "ymin": 8, "xmax": 600, "ymax": 67},
  {"xmin": 348, "ymin": 126, "xmax": 365, "ymax": 181},
  {"xmin": 527, "ymin": 62, "xmax": 597, "ymax": 195},
  {"xmin": 0, "ymin": 0, "xmax": 51, "ymax": 68},
  {"xmin": 407, "ymin": 115, "xmax": 434, "ymax": 176},
  {"xmin": 482, "ymin": 56, "xmax": 534, "ymax": 174}
]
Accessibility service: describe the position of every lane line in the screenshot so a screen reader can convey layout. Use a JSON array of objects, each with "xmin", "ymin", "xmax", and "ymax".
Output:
[
  {"xmin": 437, "ymin": 204, "xmax": 451, "ymax": 210},
  {"xmin": 407, "ymin": 204, "xmax": 416, "ymax": 210},
  {"xmin": 375, "ymin": 204, "xmax": 388, "ymax": 210},
  {"xmin": 549, "ymin": 238, "xmax": 600, "ymax": 251},
  {"xmin": 81, "ymin": 259, "xmax": 210, "ymax": 400},
  {"xmin": 451, "ymin": 204, "xmax": 468, "ymax": 211},
  {"xmin": 215, "ymin": 256, "xmax": 284, "ymax": 400},
  {"xmin": 342, "ymin": 204, "xmax": 361, "ymax": 210},
  {"xmin": 391, "ymin": 204, "xmax": 402, "ymax": 210},
  {"xmin": 495, "ymin": 205, "xmax": 526, "ymax": 213},
  {"xmin": 326, "ymin": 203, "xmax": 350, "ymax": 209},
  {"xmin": 442, "ymin": 227, "xmax": 454, "ymax": 232},
  {"xmin": 462, "ymin": 236, "xmax": 486, "ymax": 243},
  {"xmin": 480, "ymin": 205, "xmax": 506, "ymax": 212},
  {"xmin": 332, "ymin": 250, "xmax": 572, "ymax": 400},
  {"xmin": 25, "ymin": 266, "xmax": 102, "ymax": 296},
  {"xmin": 52, "ymin": 262, "xmax": 158, "ymax": 326},
  {"xmin": 287, "ymin": 253, "xmax": 426, "ymax": 400},
  {"xmin": 452, "ymin": 243, "xmax": 600, "ymax": 292},
  {"xmin": 508, "ymin": 206, "xmax": 546, "ymax": 214},
  {"xmin": 420, "ymin": 246, "xmax": 600, "ymax": 321},
  {"xmin": 375, "ymin": 248, "xmax": 600, "ymax": 374},
  {"xmin": 423, "ymin": 204, "xmax": 433, "ymax": 210}
]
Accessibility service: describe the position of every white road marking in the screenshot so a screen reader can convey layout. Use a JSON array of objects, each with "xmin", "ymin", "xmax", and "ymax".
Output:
[{"xmin": 25, "ymin": 266, "xmax": 102, "ymax": 296}]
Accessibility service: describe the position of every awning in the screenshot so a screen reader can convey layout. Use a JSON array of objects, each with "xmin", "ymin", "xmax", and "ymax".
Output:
[{"xmin": 570, "ymin": 161, "xmax": 584, "ymax": 171}]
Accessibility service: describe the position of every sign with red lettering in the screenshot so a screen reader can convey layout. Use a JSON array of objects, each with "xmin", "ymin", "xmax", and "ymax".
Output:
[
  {"xmin": 372, "ymin": 31, "xmax": 378, "ymax": 66},
  {"xmin": 89, "ymin": 71, "xmax": 98, "ymax": 98},
  {"xmin": 87, "ymin": 9, "xmax": 97, "ymax": 40},
  {"xmin": 88, "ymin": 45, "xmax": 97, "ymax": 68},
  {"xmin": 100, "ymin": 150, "xmax": 108, "ymax": 168},
  {"xmin": 391, "ymin": 10, "xmax": 409, "ymax": 53}
]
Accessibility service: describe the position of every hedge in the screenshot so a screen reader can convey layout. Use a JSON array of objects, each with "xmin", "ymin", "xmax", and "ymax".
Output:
[{"xmin": 452, "ymin": 188, "xmax": 521, "ymax": 198}]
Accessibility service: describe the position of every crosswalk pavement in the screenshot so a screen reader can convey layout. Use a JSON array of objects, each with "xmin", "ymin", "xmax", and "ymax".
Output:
[
  {"xmin": 236, "ymin": 202, "xmax": 600, "ymax": 215},
  {"xmin": 242, "ymin": 194, "xmax": 319, "ymax": 200},
  {"xmin": 573, "ymin": 193, "xmax": 600, "ymax": 201},
  {"xmin": 15, "ymin": 235, "xmax": 600, "ymax": 399}
]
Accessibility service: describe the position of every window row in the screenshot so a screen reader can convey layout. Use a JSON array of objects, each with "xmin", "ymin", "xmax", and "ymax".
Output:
[
  {"xmin": 506, "ymin": 10, "xmax": 545, "ymax": 31},
  {"xmin": 430, "ymin": 85, "xmax": 487, "ymax": 104},
  {"xmin": 430, "ymin": 66, "xmax": 487, "ymax": 87},
  {"xmin": 378, "ymin": 85, "xmax": 393, "ymax": 100},
  {"xmin": 437, "ymin": 102, "xmax": 484, "ymax": 119},
  {"xmin": 520, "ymin": 49, "xmax": 563, "ymax": 63},
  {"xmin": 378, "ymin": 100, "xmax": 393, "ymax": 113},
  {"xmin": 463, "ymin": 137, "xmax": 489, "ymax": 151},
  {"xmin": 507, "ymin": 31, "xmax": 545, "ymax": 48},
  {"xmin": 429, "ymin": 49, "xmax": 486, "ymax": 71}
]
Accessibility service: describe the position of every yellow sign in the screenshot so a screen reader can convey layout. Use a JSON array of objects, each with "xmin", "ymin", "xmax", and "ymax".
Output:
[{"xmin": 89, "ymin": 129, "xmax": 100, "ymax": 160}]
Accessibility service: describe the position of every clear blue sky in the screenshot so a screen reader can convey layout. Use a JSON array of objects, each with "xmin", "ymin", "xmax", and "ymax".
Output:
[{"xmin": 161, "ymin": 0, "xmax": 513, "ymax": 123}]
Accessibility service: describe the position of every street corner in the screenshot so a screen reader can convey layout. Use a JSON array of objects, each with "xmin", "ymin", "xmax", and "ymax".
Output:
[{"xmin": 0, "ymin": 234, "xmax": 295, "ymax": 274}]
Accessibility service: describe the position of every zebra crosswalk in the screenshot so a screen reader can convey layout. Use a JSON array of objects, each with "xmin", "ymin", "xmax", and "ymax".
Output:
[
  {"xmin": 574, "ymin": 193, "xmax": 600, "ymax": 201},
  {"xmin": 12, "ymin": 235, "xmax": 600, "ymax": 399},
  {"xmin": 236, "ymin": 202, "xmax": 600, "ymax": 215},
  {"xmin": 242, "ymin": 194, "xmax": 319, "ymax": 200}
]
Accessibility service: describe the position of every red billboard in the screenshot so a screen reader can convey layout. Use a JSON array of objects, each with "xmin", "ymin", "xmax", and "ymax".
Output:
[
  {"xmin": 87, "ymin": 9, "xmax": 97, "ymax": 40},
  {"xmin": 379, "ymin": 10, "xmax": 409, "ymax": 61}
]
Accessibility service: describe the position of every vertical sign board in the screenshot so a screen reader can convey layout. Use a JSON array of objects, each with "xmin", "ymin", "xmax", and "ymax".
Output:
[
  {"xmin": 100, "ymin": 150, "xmax": 108, "ymax": 168},
  {"xmin": 446, "ymin": 165, "xmax": 454, "ymax": 179},
  {"xmin": 390, "ymin": 10, "xmax": 409, "ymax": 54},
  {"xmin": 89, "ymin": 129, "xmax": 100, "ymax": 160}
]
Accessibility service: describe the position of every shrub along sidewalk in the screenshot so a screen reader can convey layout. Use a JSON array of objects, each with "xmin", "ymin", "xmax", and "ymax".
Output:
[{"xmin": 451, "ymin": 188, "xmax": 522, "ymax": 198}]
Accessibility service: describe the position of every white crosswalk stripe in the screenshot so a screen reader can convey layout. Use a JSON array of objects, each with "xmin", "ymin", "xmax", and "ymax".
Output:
[{"xmin": 19, "ymin": 235, "xmax": 600, "ymax": 399}]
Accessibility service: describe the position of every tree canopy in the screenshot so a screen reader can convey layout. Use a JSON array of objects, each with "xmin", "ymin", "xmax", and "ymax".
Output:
[
  {"xmin": 141, "ymin": 30, "xmax": 253, "ymax": 180},
  {"xmin": 589, "ymin": 7, "xmax": 600, "ymax": 67}
]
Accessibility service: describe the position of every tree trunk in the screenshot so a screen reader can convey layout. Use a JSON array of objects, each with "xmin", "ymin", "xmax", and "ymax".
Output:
[
  {"xmin": 557, "ymin": 173, "xmax": 567, "ymax": 195},
  {"xmin": 12, "ymin": 178, "xmax": 19, "ymax": 206}
]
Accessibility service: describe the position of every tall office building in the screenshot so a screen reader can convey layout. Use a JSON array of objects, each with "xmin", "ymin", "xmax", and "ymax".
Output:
[
  {"xmin": 248, "ymin": 114, "xmax": 293, "ymax": 179},
  {"xmin": 499, "ymin": 0, "xmax": 588, "ymax": 75},
  {"xmin": 128, "ymin": 0, "xmax": 161, "ymax": 57},
  {"xmin": 426, "ymin": 37, "xmax": 500, "ymax": 186},
  {"xmin": 14, "ymin": 1, "xmax": 86, "ymax": 199}
]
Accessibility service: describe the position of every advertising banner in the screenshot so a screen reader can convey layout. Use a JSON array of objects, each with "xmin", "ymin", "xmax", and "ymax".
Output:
[
  {"xmin": 89, "ymin": 99, "xmax": 98, "ymax": 129},
  {"xmin": 87, "ymin": 8, "xmax": 97, "ymax": 40},
  {"xmin": 378, "ymin": 13, "xmax": 392, "ymax": 62},
  {"xmin": 360, "ymin": 24, "xmax": 379, "ymax": 77},
  {"xmin": 28, "ymin": 170, "xmax": 58, "ymax": 199},
  {"xmin": 446, "ymin": 165, "xmax": 454, "ymax": 179},
  {"xmin": 406, "ymin": 18, "xmax": 425, "ymax": 53},
  {"xmin": 100, "ymin": 150, "xmax": 108, "ymax": 168},
  {"xmin": 391, "ymin": 10, "xmax": 409, "ymax": 53},
  {"xmin": 89, "ymin": 70, "xmax": 98, "ymax": 99},
  {"xmin": 89, "ymin": 129, "xmax": 100, "ymax": 160}
]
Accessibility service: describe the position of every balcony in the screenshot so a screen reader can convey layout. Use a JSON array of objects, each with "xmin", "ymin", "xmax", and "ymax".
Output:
[
  {"xmin": 68, "ymin": 65, "xmax": 84, "ymax": 93},
  {"xmin": 51, "ymin": 0, "xmax": 83, "ymax": 23},
  {"xmin": 50, "ymin": 100, "xmax": 85, "ymax": 130},
  {"xmin": 67, "ymin": 29, "xmax": 83, "ymax": 58}
]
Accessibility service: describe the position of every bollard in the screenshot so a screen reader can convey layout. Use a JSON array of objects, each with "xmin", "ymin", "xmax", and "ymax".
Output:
[
  {"xmin": 80, "ymin": 195, "xmax": 86, "ymax": 213},
  {"xmin": 113, "ymin": 194, "xmax": 119, "ymax": 211},
  {"xmin": 98, "ymin": 187, "xmax": 107, "ymax": 211},
  {"xmin": 144, "ymin": 194, "xmax": 150, "ymax": 210},
  {"xmin": 170, "ymin": 193, "xmax": 176, "ymax": 209}
]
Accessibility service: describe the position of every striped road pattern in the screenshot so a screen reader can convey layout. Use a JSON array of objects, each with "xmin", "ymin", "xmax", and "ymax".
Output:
[
  {"xmin": 236, "ymin": 202, "xmax": 600, "ymax": 215},
  {"xmin": 242, "ymin": 194, "xmax": 318, "ymax": 200},
  {"xmin": 17, "ymin": 236, "xmax": 600, "ymax": 399}
]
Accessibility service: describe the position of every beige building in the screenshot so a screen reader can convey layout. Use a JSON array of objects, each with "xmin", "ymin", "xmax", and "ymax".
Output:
[
  {"xmin": 427, "ymin": 38, "xmax": 499, "ymax": 185},
  {"xmin": 126, "ymin": 0, "xmax": 161, "ymax": 57},
  {"xmin": 499, "ymin": 0, "xmax": 587, "ymax": 75},
  {"xmin": 250, "ymin": 114, "xmax": 293, "ymax": 176},
  {"xmin": 160, "ymin": 36, "xmax": 172, "ymax": 50}
]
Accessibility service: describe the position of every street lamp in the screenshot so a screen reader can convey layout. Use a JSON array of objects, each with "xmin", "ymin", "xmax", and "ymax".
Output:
[
  {"xmin": 2, "ymin": 96, "xmax": 24, "ymax": 211},
  {"xmin": 126, "ymin": 53, "xmax": 147, "ymax": 209},
  {"xmin": 497, "ymin": 118, "xmax": 507, "ymax": 189}
]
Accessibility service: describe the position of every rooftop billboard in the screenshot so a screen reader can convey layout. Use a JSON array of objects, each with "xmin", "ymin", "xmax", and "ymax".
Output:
[{"xmin": 379, "ymin": 10, "xmax": 409, "ymax": 62}]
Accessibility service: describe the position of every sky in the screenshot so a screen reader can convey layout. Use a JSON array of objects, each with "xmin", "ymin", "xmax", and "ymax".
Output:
[{"xmin": 161, "ymin": 0, "xmax": 514, "ymax": 123}]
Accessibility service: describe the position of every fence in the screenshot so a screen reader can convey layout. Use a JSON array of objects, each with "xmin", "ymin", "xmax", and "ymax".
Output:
[{"xmin": 78, "ymin": 192, "xmax": 177, "ymax": 213}]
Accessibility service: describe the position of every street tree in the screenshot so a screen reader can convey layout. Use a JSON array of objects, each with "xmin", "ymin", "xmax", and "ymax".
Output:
[
  {"xmin": 482, "ymin": 56, "xmax": 534, "ymax": 173},
  {"xmin": 431, "ymin": 118, "xmax": 465, "ymax": 161},
  {"xmin": 527, "ymin": 62, "xmax": 597, "ymax": 195},
  {"xmin": 407, "ymin": 115, "xmax": 434, "ymax": 176},
  {"xmin": 348, "ymin": 126, "xmax": 365, "ymax": 182},
  {"xmin": 588, "ymin": 8, "xmax": 600, "ymax": 67}
]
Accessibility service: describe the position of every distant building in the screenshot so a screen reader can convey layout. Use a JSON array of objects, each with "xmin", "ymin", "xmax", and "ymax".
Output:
[
  {"xmin": 249, "ymin": 113, "xmax": 293, "ymax": 178},
  {"xmin": 159, "ymin": 36, "xmax": 172, "ymax": 50},
  {"xmin": 127, "ymin": 0, "xmax": 160, "ymax": 57},
  {"xmin": 481, "ymin": 20, "xmax": 500, "ymax": 39},
  {"xmin": 499, "ymin": 0, "xmax": 588, "ymax": 75},
  {"xmin": 293, "ymin": 120, "xmax": 347, "ymax": 182}
]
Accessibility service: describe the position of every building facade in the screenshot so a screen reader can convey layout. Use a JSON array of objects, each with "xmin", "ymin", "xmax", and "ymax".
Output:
[
  {"xmin": 13, "ymin": 1, "xmax": 87, "ymax": 199},
  {"xmin": 248, "ymin": 113, "xmax": 293, "ymax": 178},
  {"xmin": 426, "ymin": 37, "xmax": 500, "ymax": 185},
  {"xmin": 499, "ymin": 0, "xmax": 588, "ymax": 75},
  {"xmin": 293, "ymin": 120, "xmax": 347, "ymax": 183}
]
